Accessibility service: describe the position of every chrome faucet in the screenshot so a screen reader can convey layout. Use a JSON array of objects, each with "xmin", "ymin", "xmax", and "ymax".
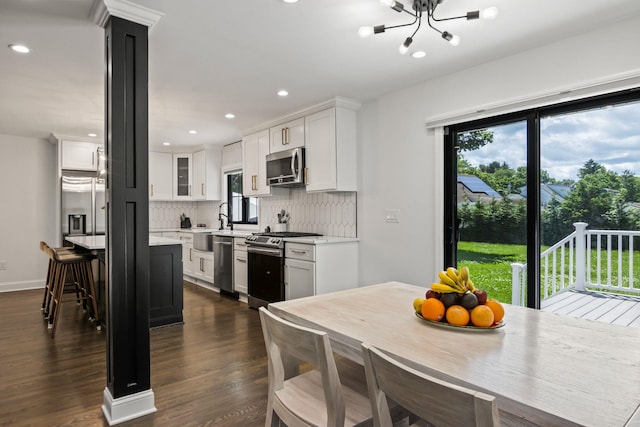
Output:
[{"xmin": 218, "ymin": 202, "xmax": 233, "ymax": 230}]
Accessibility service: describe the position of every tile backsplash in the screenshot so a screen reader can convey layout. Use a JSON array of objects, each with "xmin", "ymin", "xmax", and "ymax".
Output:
[
  {"xmin": 149, "ymin": 189, "xmax": 357, "ymax": 238},
  {"xmin": 149, "ymin": 201, "xmax": 197, "ymax": 230},
  {"xmin": 260, "ymin": 189, "xmax": 357, "ymax": 237}
]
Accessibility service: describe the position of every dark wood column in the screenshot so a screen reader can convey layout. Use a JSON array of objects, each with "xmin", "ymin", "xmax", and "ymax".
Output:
[{"xmin": 104, "ymin": 16, "xmax": 151, "ymax": 400}]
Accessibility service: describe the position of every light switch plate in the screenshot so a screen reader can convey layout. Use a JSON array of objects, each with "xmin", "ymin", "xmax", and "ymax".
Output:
[{"xmin": 385, "ymin": 209, "xmax": 400, "ymax": 223}]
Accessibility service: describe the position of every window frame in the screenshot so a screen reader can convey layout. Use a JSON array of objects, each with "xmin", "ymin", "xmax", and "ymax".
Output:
[{"xmin": 226, "ymin": 171, "xmax": 258, "ymax": 225}]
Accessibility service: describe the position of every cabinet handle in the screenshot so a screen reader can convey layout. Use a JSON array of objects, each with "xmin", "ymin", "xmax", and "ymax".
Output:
[
  {"xmin": 236, "ymin": 258, "xmax": 247, "ymax": 263},
  {"xmin": 304, "ymin": 167, "xmax": 308, "ymax": 185},
  {"xmin": 252, "ymin": 175, "xmax": 257, "ymax": 191},
  {"xmin": 189, "ymin": 248, "xmax": 192, "ymax": 261},
  {"xmin": 291, "ymin": 249, "xmax": 308, "ymax": 254},
  {"xmin": 150, "ymin": 184, "xmax": 154, "ymax": 197},
  {"xmin": 92, "ymin": 152, "xmax": 95, "ymax": 166},
  {"xmin": 281, "ymin": 128, "xmax": 286, "ymax": 145},
  {"xmin": 201, "ymin": 183, "xmax": 205, "ymax": 196},
  {"xmin": 200, "ymin": 258, "xmax": 204, "ymax": 272}
]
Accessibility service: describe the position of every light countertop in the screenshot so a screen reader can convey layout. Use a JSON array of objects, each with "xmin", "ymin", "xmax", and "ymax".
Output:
[
  {"xmin": 283, "ymin": 236, "xmax": 359, "ymax": 245},
  {"xmin": 150, "ymin": 228, "xmax": 254, "ymax": 238},
  {"xmin": 66, "ymin": 235, "xmax": 182, "ymax": 250}
]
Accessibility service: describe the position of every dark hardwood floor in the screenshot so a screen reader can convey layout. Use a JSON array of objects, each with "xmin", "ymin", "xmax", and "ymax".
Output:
[{"xmin": 0, "ymin": 282, "xmax": 268, "ymax": 426}]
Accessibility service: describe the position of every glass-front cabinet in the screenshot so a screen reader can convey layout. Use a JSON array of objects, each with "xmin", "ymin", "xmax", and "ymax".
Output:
[{"xmin": 173, "ymin": 153, "xmax": 192, "ymax": 200}]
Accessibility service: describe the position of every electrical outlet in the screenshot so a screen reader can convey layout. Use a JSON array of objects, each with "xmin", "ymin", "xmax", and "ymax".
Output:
[
  {"xmin": 0, "ymin": 260, "xmax": 6, "ymax": 270},
  {"xmin": 385, "ymin": 209, "xmax": 400, "ymax": 223}
]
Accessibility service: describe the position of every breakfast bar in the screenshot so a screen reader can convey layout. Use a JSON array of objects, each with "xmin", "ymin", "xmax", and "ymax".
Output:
[
  {"xmin": 269, "ymin": 282, "xmax": 640, "ymax": 427},
  {"xmin": 66, "ymin": 235, "xmax": 184, "ymax": 328}
]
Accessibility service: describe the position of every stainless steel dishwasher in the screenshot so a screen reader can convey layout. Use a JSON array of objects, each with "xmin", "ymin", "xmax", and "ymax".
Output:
[{"xmin": 213, "ymin": 235, "xmax": 235, "ymax": 296}]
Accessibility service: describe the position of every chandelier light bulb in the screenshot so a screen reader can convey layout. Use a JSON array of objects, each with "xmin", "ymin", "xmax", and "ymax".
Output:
[
  {"xmin": 358, "ymin": 26, "xmax": 374, "ymax": 38},
  {"xmin": 481, "ymin": 7, "xmax": 498, "ymax": 19},
  {"xmin": 449, "ymin": 34, "xmax": 461, "ymax": 46},
  {"xmin": 380, "ymin": 0, "xmax": 394, "ymax": 6},
  {"xmin": 411, "ymin": 51, "xmax": 426, "ymax": 59},
  {"xmin": 399, "ymin": 37, "xmax": 412, "ymax": 55}
]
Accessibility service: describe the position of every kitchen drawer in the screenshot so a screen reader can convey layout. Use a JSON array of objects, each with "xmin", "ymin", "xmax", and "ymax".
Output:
[
  {"xmin": 176, "ymin": 232, "xmax": 193, "ymax": 243},
  {"xmin": 285, "ymin": 242, "xmax": 315, "ymax": 262},
  {"xmin": 234, "ymin": 237, "xmax": 248, "ymax": 252}
]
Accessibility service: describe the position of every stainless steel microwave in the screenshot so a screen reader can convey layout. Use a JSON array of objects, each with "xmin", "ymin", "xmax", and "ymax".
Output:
[{"xmin": 266, "ymin": 147, "xmax": 305, "ymax": 187}]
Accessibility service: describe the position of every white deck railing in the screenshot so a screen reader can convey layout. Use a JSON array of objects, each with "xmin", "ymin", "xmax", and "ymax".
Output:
[{"xmin": 511, "ymin": 222, "xmax": 640, "ymax": 306}]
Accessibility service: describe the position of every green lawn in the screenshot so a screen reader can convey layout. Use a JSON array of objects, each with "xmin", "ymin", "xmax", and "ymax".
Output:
[
  {"xmin": 457, "ymin": 241, "xmax": 640, "ymax": 304},
  {"xmin": 457, "ymin": 241, "xmax": 526, "ymax": 304}
]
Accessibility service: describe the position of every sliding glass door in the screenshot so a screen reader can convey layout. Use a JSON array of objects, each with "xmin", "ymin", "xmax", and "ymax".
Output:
[{"xmin": 444, "ymin": 88, "xmax": 640, "ymax": 309}]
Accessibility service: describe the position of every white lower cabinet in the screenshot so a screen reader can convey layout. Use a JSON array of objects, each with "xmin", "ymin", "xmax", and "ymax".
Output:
[
  {"xmin": 233, "ymin": 238, "xmax": 248, "ymax": 294},
  {"xmin": 285, "ymin": 257, "xmax": 315, "ymax": 300},
  {"xmin": 177, "ymin": 233, "xmax": 194, "ymax": 277},
  {"xmin": 284, "ymin": 240, "xmax": 358, "ymax": 300},
  {"xmin": 192, "ymin": 249, "xmax": 214, "ymax": 283}
]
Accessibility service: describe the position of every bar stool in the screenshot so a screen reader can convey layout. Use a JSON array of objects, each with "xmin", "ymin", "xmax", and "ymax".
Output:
[
  {"xmin": 45, "ymin": 246, "xmax": 101, "ymax": 338},
  {"xmin": 39, "ymin": 241, "xmax": 77, "ymax": 319}
]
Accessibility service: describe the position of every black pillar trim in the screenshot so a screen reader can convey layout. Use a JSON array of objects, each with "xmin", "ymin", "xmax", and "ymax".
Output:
[{"xmin": 105, "ymin": 16, "xmax": 150, "ymax": 399}]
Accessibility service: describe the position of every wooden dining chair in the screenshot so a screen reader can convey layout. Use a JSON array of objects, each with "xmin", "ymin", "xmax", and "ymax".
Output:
[
  {"xmin": 259, "ymin": 307, "xmax": 375, "ymax": 427},
  {"xmin": 361, "ymin": 343, "xmax": 501, "ymax": 427}
]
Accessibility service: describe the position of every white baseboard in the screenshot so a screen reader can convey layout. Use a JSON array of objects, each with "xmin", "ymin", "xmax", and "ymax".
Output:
[
  {"xmin": 0, "ymin": 280, "xmax": 44, "ymax": 293},
  {"xmin": 102, "ymin": 387, "xmax": 156, "ymax": 425}
]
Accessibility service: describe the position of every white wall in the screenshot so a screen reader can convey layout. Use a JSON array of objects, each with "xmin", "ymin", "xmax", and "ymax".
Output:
[
  {"xmin": 0, "ymin": 134, "xmax": 57, "ymax": 292},
  {"xmin": 356, "ymin": 16, "xmax": 640, "ymax": 288}
]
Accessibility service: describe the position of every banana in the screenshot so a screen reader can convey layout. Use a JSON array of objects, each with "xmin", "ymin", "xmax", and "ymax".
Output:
[
  {"xmin": 460, "ymin": 266, "xmax": 469, "ymax": 282},
  {"xmin": 430, "ymin": 283, "xmax": 458, "ymax": 293},
  {"xmin": 466, "ymin": 279, "xmax": 476, "ymax": 292},
  {"xmin": 438, "ymin": 271, "xmax": 457, "ymax": 288},
  {"xmin": 446, "ymin": 267, "xmax": 460, "ymax": 284}
]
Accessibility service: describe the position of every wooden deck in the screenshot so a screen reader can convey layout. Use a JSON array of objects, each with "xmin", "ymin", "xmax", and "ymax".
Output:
[{"xmin": 541, "ymin": 289, "xmax": 640, "ymax": 328}]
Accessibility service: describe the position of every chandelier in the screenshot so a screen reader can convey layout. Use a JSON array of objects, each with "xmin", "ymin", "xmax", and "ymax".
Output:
[{"xmin": 359, "ymin": 0, "xmax": 498, "ymax": 56}]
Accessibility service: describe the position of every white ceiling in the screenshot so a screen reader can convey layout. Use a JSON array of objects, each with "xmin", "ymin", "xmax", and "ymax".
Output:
[{"xmin": 1, "ymin": 0, "xmax": 640, "ymax": 150}]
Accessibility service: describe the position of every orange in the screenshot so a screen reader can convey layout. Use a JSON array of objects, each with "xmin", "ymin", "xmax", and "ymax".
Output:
[
  {"xmin": 421, "ymin": 297, "xmax": 445, "ymax": 322},
  {"xmin": 470, "ymin": 305, "xmax": 495, "ymax": 327},
  {"xmin": 485, "ymin": 300, "xmax": 505, "ymax": 323},
  {"xmin": 445, "ymin": 305, "xmax": 470, "ymax": 326}
]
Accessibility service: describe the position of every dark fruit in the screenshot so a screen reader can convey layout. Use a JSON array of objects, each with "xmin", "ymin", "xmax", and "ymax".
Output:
[
  {"xmin": 440, "ymin": 293, "xmax": 459, "ymax": 308},
  {"xmin": 426, "ymin": 289, "xmax": 441, "ymax": 299},
  {"xmin": 473, "ymin": 289, "xmax": 488, "ymax": 305},
  {"xmin": 461, "ymin": 292, "xmax": 479, "ymax": 310}
]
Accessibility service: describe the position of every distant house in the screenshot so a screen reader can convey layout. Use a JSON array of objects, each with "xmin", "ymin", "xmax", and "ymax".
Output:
[
  {"xmin": 520, "ymin": 183, "xmax": 572, "ymax": 206},
  {"xmin": 457, "ymin": 174, "xmax": 501, "ymax": 204}
]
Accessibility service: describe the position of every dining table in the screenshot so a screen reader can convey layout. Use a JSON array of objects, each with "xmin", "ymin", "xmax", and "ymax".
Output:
[{"xmin": 268, "ymin": 281, "xmax": 640, "ymax": 427}]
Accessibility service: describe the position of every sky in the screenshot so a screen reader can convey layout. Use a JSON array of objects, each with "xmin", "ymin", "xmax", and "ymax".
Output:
[{"xmin": 462, "ymin": 101, "xmax": 640, "ymax": 181}]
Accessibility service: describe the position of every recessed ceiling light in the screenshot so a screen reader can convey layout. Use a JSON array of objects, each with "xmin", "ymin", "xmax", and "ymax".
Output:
[
  {"xmin": 225, "ymin": 113, "xmax": 235, "ymax": 119},
  {"xmin": 8, "ymin": 44, "xmax": 30, "ymax": 54},
  {"xmin": 283, "ymin": 0, "xmax": 299, "ymax": 3},
  {"xmin": 88, "ymin": 133, "xmax": 97, "ymax": 137},
  {"xmin": 411, "ymin": 51, "xmax": 426, "ymax": 58},
  {"xmin": 189, "ymin": 130, "xmax": 197, "ymax": 134},
  {"xmin": 162, "ymin": 142, "xmax": 171, "ymax": 146},
  {"xmin": 277, "ymin": 90, "xmax": 289, "ymax": 97}
]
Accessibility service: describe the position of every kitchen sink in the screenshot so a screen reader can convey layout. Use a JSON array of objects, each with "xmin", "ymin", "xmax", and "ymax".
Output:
[{"xmin": 193, "ymin": 233, "xmax": 214, "ymax": 251}]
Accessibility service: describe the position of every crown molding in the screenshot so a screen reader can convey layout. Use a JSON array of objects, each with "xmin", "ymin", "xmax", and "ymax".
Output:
[{"xmin": 90, "ymin": 0, "xmax": 164, "ymax": 29}]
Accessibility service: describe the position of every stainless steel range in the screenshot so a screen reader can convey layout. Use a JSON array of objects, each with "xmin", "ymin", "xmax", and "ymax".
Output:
[{"xmin": 245, "ymin": 232, "xmax": 321, "ymax": 309}]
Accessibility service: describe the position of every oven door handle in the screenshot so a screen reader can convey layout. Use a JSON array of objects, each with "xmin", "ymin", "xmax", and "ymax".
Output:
[{"xmin": 247, "ymin": 246, "xmax": 282, "ymax": 257}]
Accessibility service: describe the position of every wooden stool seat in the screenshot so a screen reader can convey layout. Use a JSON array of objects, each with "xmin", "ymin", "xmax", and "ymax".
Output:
[
  {"xmin": 43, "ymin": 244, "xmax": 101, "ymax": 338},
  {"xmin": 40, "ymin": 241, "xmax": 78, "ymax": 317}
]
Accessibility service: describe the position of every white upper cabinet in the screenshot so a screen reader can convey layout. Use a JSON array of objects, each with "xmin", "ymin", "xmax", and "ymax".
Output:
[
  {"xmin": 304, "ymin": 107, "xmax": 357, "ymax": 192},
  {"xmin": 269, "ymin": 117, "xmax": 304, "ymax": 153},
  {"xmin": 243, "ymin": 129, "xmax": 271, "ymax": 196},
  {"xmin": 149, "ymin": 151, "xmax": 173, "ymax": 201},
  {"xmin": 193, "ymin": 148, "xmax": 222, "ymax": 201},
  {"xmin": 173, "ymin": 153, "xmax": 193, "ymax": 200},
  {"xmin": 61, "ymin": 140, "xmax": 102, "ymax": 171}
]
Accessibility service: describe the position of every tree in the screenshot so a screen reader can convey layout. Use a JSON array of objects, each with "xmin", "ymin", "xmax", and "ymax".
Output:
[{"xmin": 456, "ymin": 129, "xmax": 494, "ymax": 152}]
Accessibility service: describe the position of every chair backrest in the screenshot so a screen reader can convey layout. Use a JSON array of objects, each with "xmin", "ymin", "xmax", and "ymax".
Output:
[
  {"xmin": 361, "ymin": 343, "xmax": 501, "ymax": 427},
  {"xmin": 259, "ymin": 307, "xmax": 345, "ymax": 426}
]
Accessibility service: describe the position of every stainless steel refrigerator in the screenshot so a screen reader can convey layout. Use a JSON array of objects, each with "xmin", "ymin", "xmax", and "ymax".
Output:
[{"xmin": 61, "ymin": 170, "xmax": 106, "ymax": 244}]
